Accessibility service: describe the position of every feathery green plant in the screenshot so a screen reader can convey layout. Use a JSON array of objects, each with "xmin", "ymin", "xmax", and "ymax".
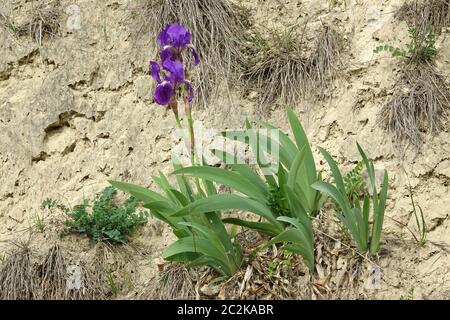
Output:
[
  {"xmin": 42, "ymin": 198, "xmax": 67, "ymax": 211},
  {"xmin": 373, "ymin": 26, "xmax": 437, "ymax": 62},
  {"xmin": 312, "ymin": 144, "xmax": 389, "ymax": 254},
  {"xmin": 344, "ymin": 161, "xmax": 366, "ymax": 206},
  {"xmin": 61, "ymin": 187, "xmax": 149, "ymax": 244},
  {"xmin": 400, "ymin": 288, "xmax": 415, "ymax": 300}
]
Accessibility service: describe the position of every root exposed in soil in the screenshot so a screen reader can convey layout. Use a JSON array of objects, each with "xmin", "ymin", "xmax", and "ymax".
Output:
[
  {"xmin": 144, "ymin": 263, "xmax": 196, "ymax": 300},
  {"xmin": 65, "ymin": 244, "xmax": 108, "ymax": 300},
  {"xmin": 0, "ymin": 0, "xmax": 61, "ymax": 44},
  {"xmin": 307, "ymin": 26, "xmax": 341, "ymax": 98},
  {"xmin": 34, "ymin": 245, "xmax": 66, "ymax": 299},
  {"xmin": 396, "ymin": 0, "xmax": 450, "ymax": 35},
  {"xmin": 0, "ymin": 245, "xmax": 34, "ymax": 300},
  {"xmin": 0, "ymin": 243, "xmax": 108, "ymax": 300},
  {"xmin": 243, "ymin": 24, "xmax": 341, "ymax": 114}
]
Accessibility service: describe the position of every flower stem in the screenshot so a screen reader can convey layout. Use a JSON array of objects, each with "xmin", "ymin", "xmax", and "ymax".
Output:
[
  {"xmin": 184, "ymin": 99, "xmax": 196, "ymax": 165},
  {"xmin": 174, "ymin": 114, "xmax": 182, "ymax": 129},
  {"xmin": 184, "ymin": 98, "xmax": 204, "ymax": 196}
]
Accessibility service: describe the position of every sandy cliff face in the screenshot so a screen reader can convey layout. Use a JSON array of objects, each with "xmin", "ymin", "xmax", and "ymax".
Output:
[{"xmin": 0, "ymin": 0, "xmax": 449, "ymax": 299}]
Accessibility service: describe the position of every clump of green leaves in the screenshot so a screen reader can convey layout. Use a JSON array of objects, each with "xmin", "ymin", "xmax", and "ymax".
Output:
[
  {"xmin": 312, "ymin": 144, "xmax": 389, "ymax": 255},
  {"xmin": 373, "ymin": 27, "xmax": 437, "ymax": 62},
  {"xmin": 31, "ymin": 210, "xmax": 46, "ymax": 233},
  {"xmin": 173, "ymin": 107, "xmax": 322, "ymax": 271},
  {"xmin": 62, "ymin": 187, "xmax": 149, "ymax": 244},
  {"xmin": 409, "ymin": 27, "xmax": 437, "ymax": 61},
  {"xmin": 111, "ymin": 159, "xmax": 244, "ymax": 278}
]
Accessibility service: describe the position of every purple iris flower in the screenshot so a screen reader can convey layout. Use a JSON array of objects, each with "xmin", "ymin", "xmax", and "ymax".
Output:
[
  {"xmin": 150, "ymin": 56, "xmax": 194, "ymax": 105},
  {"xmin": 158, "ymin": 23, "xmax": 199, "ymax": 65},
  {"xmin": 150, "ymin": 24, "xmax": 198, "ymax": 106}
]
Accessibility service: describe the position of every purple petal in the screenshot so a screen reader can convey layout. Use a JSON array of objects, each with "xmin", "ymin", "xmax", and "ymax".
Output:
[
  {"xmin": 162, "ymin": 58, "xmax": 185, "ymax": 84},
  {"xmin": 158, "ymin": 23, "xmax": 192, "ymax": 49},
  {"xmin": 157, "ymin": 28, "xmax": 169, "ymax": 47},
  {"xmin": 160, "ymin": 47, "xmax": 174, "ymax": 62},
  {"xmin": 183, "ymin": 80, "xmax": 194, "ymax": 102},
  {"xmin": 187, "ymin": 44, "xmax": 199, "ymax": 65},
  {"xmin": 150, "ymin": 61, "xmax": 162, "ymax": 84},
  {"xmin": 154, "ymin": 82, "xmax": 174, "ymax": 105}
]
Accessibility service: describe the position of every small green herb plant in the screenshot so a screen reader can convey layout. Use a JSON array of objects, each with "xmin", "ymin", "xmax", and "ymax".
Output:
[
  {"xmin": 344, "ymin": 161, "xmax": 367, "ymax": 206},
  {"xmin": 31, "ymin": 210, "xmax": 46, "ymax": 233},
  {"xmin": 267, "ymin": 261, "xmax": 277, "ymax": 276},
  {"xmin": 400, "ymin": 287, "xmax": 415, "ymax": 300},
  {"xmin": 373, "ymin": 27, "xmax": 437, "ymax": 62},
  {"xmin": 62, "ymin": 187, "xmax": 149, "ymax": 244},
  {"xmin": 42, "ymin": 198, "xmax": 68, "ymax": 211},
  {"xmin": 408, "ymin": 185, "xmax": 427, "ymax": 247}
]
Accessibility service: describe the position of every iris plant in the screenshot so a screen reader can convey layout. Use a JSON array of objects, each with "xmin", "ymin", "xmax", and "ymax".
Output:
[{"xmin": 150, "ymin": 24, "xmax": 199, "ymax": 162}]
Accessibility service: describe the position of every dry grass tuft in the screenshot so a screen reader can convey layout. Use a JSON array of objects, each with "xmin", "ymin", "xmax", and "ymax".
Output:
[
  {"xmin": 133, "ymin": 0, "xmax": 250, "ymax": 108},
  {"xmin": 146, "ymin": 263, "xmax": 196, "ymax": 300},
  {"xmin": 307, "ymin": 26, "xmax": 341, "ymax": 97},
  {"xmin": 396, "ymin": 0, "xmax": 450, "ymax": 35},
  {"xmin": 0, "ymin": 1, "xmax": 61, "ymax": 44},
  {"xmin": 65, "ymin": 244, "xmax": 108, "ymax": 300},
  {"xmin": 380, "ymin": 62, "xmax": 450, "ymax": 147},
  {"xmin": 34, "ymin": 245, "xmax": 66, "ymax": 299},
  {"xmin": 381, "ymin": 9, "xmax": 450, "ymax": 148},
  {"xmin": 63, "ymin": 263, "xmax": 106, "ymax": 300},
  {"xmin": 24, "ymin": 1, "xmax": 62, "ymax": 45},
  {"xmin": 0, "ymin": 245, "xmax": 34, "ymax": 300},
  {"xmin": 242, "ymin": 25, "xmax": 309, "ymax": 114},
  {"xmin": 243, "ymin": 24, "xmax": 341, "ymax": 114},
  {"xmin": 0, "ymin": 11, "xmax": 25, "ymax": 37},
  {"xmin": 34, "ymin": 245, "xmax": 108, "ymax": 300},
  {"xmin": 0, "ymin": 242, "xmax": 115, "ymax": 300}
]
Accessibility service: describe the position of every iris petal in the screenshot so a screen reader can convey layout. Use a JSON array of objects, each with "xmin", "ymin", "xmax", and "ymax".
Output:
[
  {"xmin": 157, "ymin": 29, "xmax": 169, "ymax": 47},
  {"xmin": 150, "ymin": 61, "xmax": 162, "ymax": 84},
  {"xmin": 158, "ymin": 23, "xmax": 192, "ymax": 48},
  {"xmin": 187, "ymin": 44, "xmax": 200, "ymax": 65},
  {"xmin": 160, "ymin": 47, "xmax": 174, "ymax": 62},
  {"xmin": 154, "ymin": 82, "xmax": 174, "ymax": 105},
  {"xmin": 162, "ymin": 58, "xmax": 185, "ymax": 84}
]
